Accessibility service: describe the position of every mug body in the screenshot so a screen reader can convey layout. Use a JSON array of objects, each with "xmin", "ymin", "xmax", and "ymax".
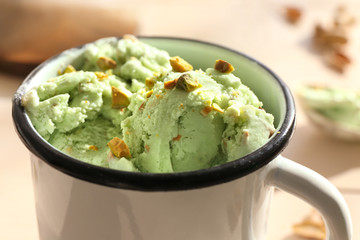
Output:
[{"xmin": 31, "ymin": 153, "xmax": 275, "ymax": 240}]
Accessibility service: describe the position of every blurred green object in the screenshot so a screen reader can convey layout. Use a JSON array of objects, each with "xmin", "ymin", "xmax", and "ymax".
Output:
[{"xmin": 298, "ymin": 85, "xmax": 360, "ymax": 141}]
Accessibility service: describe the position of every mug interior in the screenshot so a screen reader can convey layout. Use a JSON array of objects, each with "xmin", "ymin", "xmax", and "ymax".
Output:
[{"xmin": 12, "ymin": 37, "xmax": 296, "ymax": 191}]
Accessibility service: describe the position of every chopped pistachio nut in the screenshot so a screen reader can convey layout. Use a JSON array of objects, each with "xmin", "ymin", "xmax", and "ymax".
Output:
[
  {"xmin": 145, "ymin": 77, "xmax": 156, "ymax": 88},
  {"xmin": 145, "ymin": 144, "xmax": 150, "ymax": 152},
  {"xmin": 284, "ymin": 6, "xmax": 302, "ymax": 24},
  {"xmin": 107, "ymin": 137, "xmax": 132, "ymax": 159},
  {"xmin": 169, "ymin": 56, "xmax": 193, "ymax": 72},
  {"xmin": 164, "ymin": 79, "xmax": 177, "ymax": 90},
  {"xmin": 111, "ymin": 86, "xmax": 130, "ymax": 109},
  {"xmin": 58, "ymin": 65, "xmax": 76, "ymax": 75},
  {"xmin": 67, "ymin": 146, "xmax": 73, "ymax": 154},
  {"xmin": 176, "ymin": 73, "xmax": 199, "ymax": 92},
  {"xmin": 324, "ymin": 50, "xmax": 351, "ymax": 72},
  {"xmin": 214, "ymin": 59, "xmax": 235, "ymax": 73},
  {"xmin": 94, "ymin": 71, "xmax": 108, "ymax": 80},
  {"xmin": 243, "ymin": 130, "xmax": 250, "ymax": 137},
  {"xmin": 172, "ymin": 134, "xmax": 182, "ymax": 141},
  {"xmin": 89, "ymin": 145, "xmax": 99, "ymax": 151},
  {"xmin": 146, "ymin": 89, "xmax": 154, "ymax": 98},
  {"xmin": 212, "ymin": 103, "xmax": 224, "ymax": 113},
  {"xmin": 200, "ymin": 106, "xmax": 213, "ymax": 116},
  {"xmin": 138, "ymin": 102, "xmax": 145, "ymax": 111},
  {"xmin": 96, "ymin": 56, "xmax": 117, "ymax": 70},
  {"xmin": 293, "ymin": 210, "xmax": 326, "ymax": 240}
]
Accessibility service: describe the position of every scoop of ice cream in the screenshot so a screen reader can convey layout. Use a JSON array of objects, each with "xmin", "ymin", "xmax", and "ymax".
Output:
[
  {"xmin": 121, "ymin": 69, "xmax": 274, "ymax": 173},
  {"xmin": 81, "ymin": 36, "xmax": 171, "ymax": 84},
  {"xmin": 22, "ymin": 37, "xmax": 275, "ymax": 173},
  {"xmin": 298, "ymin": 85, "xmax": 360, "ymax": 130}
]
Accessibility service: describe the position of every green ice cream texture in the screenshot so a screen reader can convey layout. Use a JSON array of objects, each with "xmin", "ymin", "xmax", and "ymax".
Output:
[
  {"xmin": 298, "ymin": 85, "xmax": 360, "ymax": 130},
  {"xmin": 22, "ymin": 36, "xmax": 275, "ymax": 173}
]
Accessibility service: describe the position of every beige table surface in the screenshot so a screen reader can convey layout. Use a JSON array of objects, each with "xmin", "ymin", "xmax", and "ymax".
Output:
[{"xmin": 1, "ymin": 0, "xmax": 360, "ymax": 239}]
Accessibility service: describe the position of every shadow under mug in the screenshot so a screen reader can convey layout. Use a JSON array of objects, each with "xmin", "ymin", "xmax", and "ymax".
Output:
[{"xmin": 12, "ymin": 37, "xmax": 352, "ymax": 240}]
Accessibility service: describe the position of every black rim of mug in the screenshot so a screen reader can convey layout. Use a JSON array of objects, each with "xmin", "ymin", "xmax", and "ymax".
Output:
[{"xmin": 12, "ymin": 36, "xmax": 296, "ymax": 191}]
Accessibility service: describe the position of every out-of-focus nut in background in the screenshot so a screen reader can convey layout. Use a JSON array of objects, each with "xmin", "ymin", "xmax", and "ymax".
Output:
[{"xmin": 0, "ymin": 0, "xmax": 139, "ymax": 64}]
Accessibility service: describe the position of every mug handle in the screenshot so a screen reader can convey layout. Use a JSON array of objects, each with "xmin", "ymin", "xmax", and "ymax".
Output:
[{"xmin": 266, "ymin": 156, "xmax": 353, "ymax": 240}]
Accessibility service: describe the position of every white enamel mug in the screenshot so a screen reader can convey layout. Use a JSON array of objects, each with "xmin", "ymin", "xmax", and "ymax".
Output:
[{"xmin": 13, "ymin": 37, "xmax": 352, "ymax": 240}]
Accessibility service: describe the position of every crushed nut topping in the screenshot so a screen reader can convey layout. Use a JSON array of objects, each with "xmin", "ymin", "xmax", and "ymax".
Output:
[
  {"xmin": 138, "ymin": 102, "xmax": 145, "ymax": 111},
  {"xmin": 146, "ymin": 89, "xmax": 154, "ymax": 98},
  {"xmin": 311, "ymin": 6, "xmax": 355, "ymax": 73},
  {"xmin": 94, "ymin": 72, "xmax": 108, "ymax": 80},
  {"xmin": 284, "ymin": 6, "xmax": 302, "ymax": 24},
  {"xmin": 214, "ymin": 59, "xmax": 235, "ymax": 73},
  {"xmin": 293, "ymin": 209, "xmax": 326, "ymax": 240},
  {"xmin": 111, "ymin": 86, "xmax": 130, "ymax": 109},
  {"xmin": 200, "ymin": 106, "xmax": 213, "ymax": 116},
  {"xmin": 58, "ymin": 65, "xmax": 76, "ymax": 75},
  {"xmin": 212, "ymin": 103, "xmax": 224, "ymax": 113},
  {"xmin": 107, "ymin": 137, "xmax": 132, "ymax": 159},
  {"xmin": 172, "ymin": 134, "xmax": 182, "ymax": 141},
  {"xmin": 334, "ymin": 5, "xmax": 356, "ymax": 28},
  {"xmin": 169, "ymin": 56, "xmax": 193, "ymax": 72},
  {"xmin": 145, "ymin": 144, "xmax": 150, "ymax": 152},
  {"xmin": 176, "ymin": 73, "xmax": 199, "ymax": 92},
  {"xmin": 324, "ymin": 50, "xmax": 351, "ymax": 73},
  {"xmin": 89, "ymin": 145, "xmax": 98, "ymax": 151},
  {"xmin": 243, "ymin": 130, "xmax": 250, "ymax": 137},
  {"xmin": 145, "ymin": 77, "xmax": 156, "ymax": 88},
  {"xmin": 164, "ymin": 79, "xmax": 177, "ymax": 90},
  {"xmin": 313, "ymin": 24, "xmax": 348, "ymax": 52},
  {"xmin": 96, "ymin": 56, "xmax": 117, "ymax": 70}
]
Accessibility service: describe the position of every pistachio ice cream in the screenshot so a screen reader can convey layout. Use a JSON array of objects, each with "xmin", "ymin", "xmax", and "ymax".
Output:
[
  {"xmin": 298, "ymin": 85, "xmax": 360, "ymax": 131},
  {"xmin": 22, "ymin": 36, "xmax": 275, "ymax": 173}
]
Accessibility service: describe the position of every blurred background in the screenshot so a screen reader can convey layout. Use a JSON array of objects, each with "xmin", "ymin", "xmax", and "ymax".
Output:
[{"xmin": 1, "ymin": 0, "xmax": 359, "ymax": 239}]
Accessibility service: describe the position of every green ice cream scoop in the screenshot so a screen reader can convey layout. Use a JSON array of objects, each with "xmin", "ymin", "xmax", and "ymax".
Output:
[{"xmin": 22, "ymin": 37, "xmax": 275, "ymax": 173}]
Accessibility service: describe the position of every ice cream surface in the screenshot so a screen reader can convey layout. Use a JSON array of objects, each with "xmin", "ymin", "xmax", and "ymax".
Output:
[{"xmin": 22, "ymin": 36, "xmax": 275, "ymax": 173}]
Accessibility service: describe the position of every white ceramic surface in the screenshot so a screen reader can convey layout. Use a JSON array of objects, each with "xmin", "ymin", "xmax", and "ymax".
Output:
[{"xmin": 30, "ymin": 154, "xmax": 352, "ymax": 240}]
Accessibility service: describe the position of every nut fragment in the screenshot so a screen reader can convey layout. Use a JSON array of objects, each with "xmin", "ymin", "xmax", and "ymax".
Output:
[
  {"xmin": 107, "ymin": 137, "xmax": 132, "ymax": 159},
  {"xmin": 89, "ymin": 145, "xmax": 98, "ymax": 151},
  {"xmin": 214, "ymin": 59, "xmax": 235, "ymax": 73},
  {"xmin": 145, "ymin": 77, "xmax": 156, "ymax": 88},
  {"xmin": 310, "ymin": 6, "xmax": 355, "ymax": 73},
  {"xmin": 293, "ymin": 210, "xmax": 326, "ymax": 240},
  {"xmin": 284, "ymin": 6, "xmax": 302, "ymax": 24},
  {"xmin": 94, "ymin": 72, "xmax": 109, "ymax": 80},
  {"xmin": 146, "ymin": 89, "xmax": 154, "ymax": 98},
  {"xmin": 169, "ymin": 56, "xmax": 193, "ymax": 72},
  {"xmin": 200, "ymin": 106, "xmax": 213, "ymax": 116},
  {"xmin": 164, "ymin": 79, "xmax": 177, "ymax": 90},
  {"xmin": 172, "ymin": 134, "xmax": 182, "ymax": 141},
  {"xmin": 111, "ymin": 86, "xmax": 130, "ymax": 109},
  {"xmin": 334, "ymin": 5, "xmax": 356, "ymax": 28},
  {"xmin": 58, "ymin": 65, "xmax": 76, "ymax": 75},
  {"xmin": 212, "ymin": 103, "xmax": 224, "ymax": 113},
  {"xmin": 96, "ymin": 56, "xmax": 117, "ymax": 70},
  {"xmin": 313, "ymin": 24, "xmax": 348, "ymax": 52},
  {"xmin": 176, "ymin": 73, "xmax": 199, "ymax": 92},
  {"xmin": 323, "ymin": 50, "xmax": 351, "ymax": 72}
]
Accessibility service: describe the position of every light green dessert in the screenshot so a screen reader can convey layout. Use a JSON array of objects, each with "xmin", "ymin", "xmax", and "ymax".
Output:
[
  {"xmin": 298, "ymin": 85, "xmax": 360, "ymax": 131},
  {"xmin": 22, "ymin": 36, "xmax": 275, "ymax": 173}
]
